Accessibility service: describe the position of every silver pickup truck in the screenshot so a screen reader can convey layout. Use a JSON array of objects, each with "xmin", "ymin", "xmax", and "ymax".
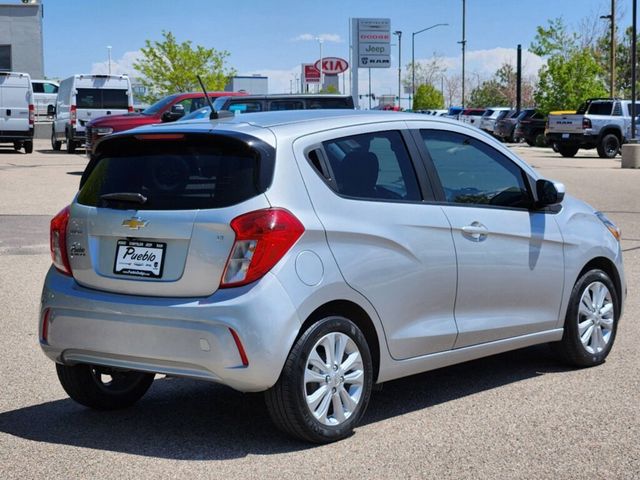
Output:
[{"xmin": 546, "ymin": 98, "xmax": 639, "ymax": 158}]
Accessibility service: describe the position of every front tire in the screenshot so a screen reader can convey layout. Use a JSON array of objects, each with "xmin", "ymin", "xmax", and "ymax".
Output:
[
  {"xmin": 265, "ymin": 316, "xmax": 373, "ymax": 443},
  {"xmin": 24, "ymin": 140, "xmax": 33, "ymax": 154},
  {"xmin": 56, "ymin": 363, "xmax": 154, "ymax": 410},
  {"xmin": 597, "ymin": 133, "xmax": 620, "ymax": 159},
  {"xmin": 553, "ymin": 269, "xmax": 619, "ymax": 367}
]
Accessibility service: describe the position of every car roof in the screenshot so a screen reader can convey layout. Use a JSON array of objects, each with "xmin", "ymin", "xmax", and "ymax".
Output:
[
  {"xmin": 122, "ymin": 109, "xmax": 464, "ymax": 145},
  {"xmin": 215, "ymin": 94, "xmax": 352, "ymax": 100}
]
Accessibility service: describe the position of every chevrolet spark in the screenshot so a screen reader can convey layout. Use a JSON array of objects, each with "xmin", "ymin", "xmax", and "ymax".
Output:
[{"xmin": 40, "ymin": 110, "xmax": 625, "ymax": 443}]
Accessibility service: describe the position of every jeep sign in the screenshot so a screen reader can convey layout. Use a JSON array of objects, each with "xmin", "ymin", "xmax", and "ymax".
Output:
[{"xmin": 314, "ymin": 57, "xmax": 349, "ymax": 75}]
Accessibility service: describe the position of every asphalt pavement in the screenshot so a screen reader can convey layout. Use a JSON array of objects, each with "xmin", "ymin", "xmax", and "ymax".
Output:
[{"xmin": 0, "ymin": 139, "xmax": 638, "ymax": 479}]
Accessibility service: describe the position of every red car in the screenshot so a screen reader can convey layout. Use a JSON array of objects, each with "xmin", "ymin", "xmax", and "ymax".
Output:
[{"xmin": 85, "ymin": 91, "xmax": 245, "ymax": 155}]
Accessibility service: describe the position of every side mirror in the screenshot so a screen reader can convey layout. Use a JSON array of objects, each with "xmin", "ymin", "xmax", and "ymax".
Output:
[
  {"xmin": 47, "ymin": 104, "xmax": 56, "ymax": 116},
  {"xmin": 161, "ymin": 104, "xmax": 185, "ymax": 122},
  {"xmin": 536, "ymin": 179, "xmax": 565, "ymax": 207}
]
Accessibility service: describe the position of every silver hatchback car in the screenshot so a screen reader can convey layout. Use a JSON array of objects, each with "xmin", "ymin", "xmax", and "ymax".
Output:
[{"xmin": 40, "ymin": 110, "xmax": 625, "ymax": 443}]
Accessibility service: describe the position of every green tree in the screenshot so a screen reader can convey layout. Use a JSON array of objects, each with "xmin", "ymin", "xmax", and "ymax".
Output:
[
  {"xmin": 534, "ymin": 49, "xmax": 607, "ymax": 114},
  {"xmin": 468, "ymin": 79, "xmax": 508, "ymax": 108},
  {"xmin": 320, "ymin": 84, "xmax": 339, "ymax": 94},
  {"xmin": 531, "ymin": 18, "xmax": 607, "ymax": 114},
  {"xmin": 412, "ymin": 83, "xmax": 444, "ymax": 110},
  {"xmin": 133, "ymin": 31, "xmax": 236, "ymax": 104}
]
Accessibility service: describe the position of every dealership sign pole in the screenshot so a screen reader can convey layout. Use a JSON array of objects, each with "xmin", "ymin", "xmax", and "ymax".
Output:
[{"xmin": 351, "ymin": 17, "xmax": 391, "ymax": 108}]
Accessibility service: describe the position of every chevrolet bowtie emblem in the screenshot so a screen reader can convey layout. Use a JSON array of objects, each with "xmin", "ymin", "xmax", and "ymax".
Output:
[{"xmin": 121, "ymin": 217, "xmax": 148, "ymax": 230}]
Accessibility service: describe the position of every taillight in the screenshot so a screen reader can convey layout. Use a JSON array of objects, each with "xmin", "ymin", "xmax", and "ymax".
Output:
[
  {"xmin": 220, "ymin": 208, "xmax": 304, "ymax": 288},
  {"xmin": 70, "ymin": 105, "xmax": 77, "ymax": 126},
  {"xmin": 28, "ymin": 104, "xmax": 35, "ymax": 126},
  {"xmin": 583, "ymin": 117, "xmax": 592, "ymax": 129},
  {"xmin": 50, "ymin": 206, "xmax": 72, "ymax": 276},
  {"xmin": 128, "ymin": 106, "xmax": 134, "ymax": 112}
]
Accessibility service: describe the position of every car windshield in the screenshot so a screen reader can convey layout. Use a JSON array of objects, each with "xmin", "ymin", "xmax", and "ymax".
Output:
[
  {"xmin": 142, "ymin": 95, "xmax": 180, "ymax": 115},
  {"xmin": 178, "ymin": 106, "xmax": 212, "ymax": 121}
]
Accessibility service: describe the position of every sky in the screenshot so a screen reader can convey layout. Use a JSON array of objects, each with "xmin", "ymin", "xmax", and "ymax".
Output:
[{"xmin": 31, "ymin": 0, "xmax": 627, "ymax": 107}]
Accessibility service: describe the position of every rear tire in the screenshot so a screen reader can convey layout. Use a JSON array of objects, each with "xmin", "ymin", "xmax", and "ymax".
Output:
[
  {"xmin": 24, "ymin": 140, "xmax": 33, "ymax": 154},
  {"xmin": 525, "ymin": 139, "xmax": 535, "ymax": 147},
  {"xmin": 265, "ymin": 316, "xmax": 373, "ymax": 443},
  {"xmin": 557, "ymin": 145, "xmax": 579, "ymax": 157},
  {"xmin": 13, "ymin": 142, "xmax": 22, "ymax": 152},
  {"xmin": 553, "ymin": 269, "xmax": 619, "ymax": 367},
  {"xmin": 51, "ymin": 128, "xmax": 61, "ymax": 151},
  {"xmin": 56, "ymin": 363, "xmax": 154, "ymax": 410},
  {"xmin": 596, "ymin": 133, "xmax": 620, "ymax": 159},
  {"xmin": 66, "ymin": 132, "xmax": 76, "ymax": 154}
]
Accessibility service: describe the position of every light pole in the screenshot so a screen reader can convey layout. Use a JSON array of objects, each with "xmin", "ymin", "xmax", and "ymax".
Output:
[
  {"xmin": 317, "ymin": 37, "xmax": 324, "ymax": 92},
  {"xmin": 412, "ymin": 23, "xmax": 448, "ymax": 106},
  {"xmin": 107, "ymin": 45, "xmax": 112, "ymax": 75},
  {"xmin": 600, "ymin": 0, "xmax": 616, "ymax": 97},
  {"xmin": 393, "ymin": 31, "xmax": 402, "ymax": 109}
]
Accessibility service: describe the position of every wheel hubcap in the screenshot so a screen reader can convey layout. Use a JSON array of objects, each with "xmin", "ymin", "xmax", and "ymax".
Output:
[
  {"xmin": 578, "ymin": 281, "xmax": 614, "ymax": 354},
  {"xmin": 304, "ymin": 332, "xmax": 364, "ymax": 426}
]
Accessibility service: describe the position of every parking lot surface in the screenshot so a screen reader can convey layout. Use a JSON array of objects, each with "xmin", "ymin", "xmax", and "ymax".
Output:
[{"xmin": 1, "ymin": 140, "xmax": 639, "ymax": 479}]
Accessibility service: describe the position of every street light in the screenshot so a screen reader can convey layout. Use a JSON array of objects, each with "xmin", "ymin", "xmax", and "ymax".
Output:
[
  {"xmin": 411, "ymin": 23, "xmax": 448, "ymax": 105},
  {"xmin": 600, "ymin": 0, "xmax": 616, "ymax": 97},
  {"xmin": 393, "ymin": 31, "xmax": 402, "ymax": 109},
  {"xmin": 107, "ymin": 45, "xmax": 112, "ymax": 75},
  {"xmin": 316, "ymin": 37, "xmax": 324, "ymax": 92}
]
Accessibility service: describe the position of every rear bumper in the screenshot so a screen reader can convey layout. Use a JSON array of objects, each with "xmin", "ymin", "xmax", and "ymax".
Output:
[
  {"xmin": 39, "ymin": 267, "xmax": 302, "ymax": 392},
  {"xmin": 0, "ymin": 129, "xmax": 33, "ymax": 142},
  {"xmin": 546, "ymin": 132, "xmax": 598, "ymax": 148}
]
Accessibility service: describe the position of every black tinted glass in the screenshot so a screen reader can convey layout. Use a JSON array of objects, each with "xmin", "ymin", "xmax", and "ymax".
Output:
[
  {"xmin": 421, "ymin": 130, "xmax": 530, "ymax": 209},
  {"xmin": 0, "ymin": 45, "xmax": 10, "ymax": 70},
  {"xmin": 78, "ymin": 138, "xmax": 264, "ymax": 210},
  {"xmin": 270, "ymin": 100, "xmax": 304, "ymax": 110},
  {"xmin": 322, "ymin": 131, "xmax": 421, "ymax": 201},
  {"xmin": 307, "ymin": 98, "xmax": 353, "ymax": 109},
  {"xmin": 77, "ymin": 89, "xmax": 128, "ymax": 109},
  {"xmin": 588, "ymin": 102, "xmax": 613, "ymax": 115}
]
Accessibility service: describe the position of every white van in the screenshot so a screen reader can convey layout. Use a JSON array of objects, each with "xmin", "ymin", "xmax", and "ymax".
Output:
[
  {"xmin": 0, "ymin": 72, "xmax": 34, "ymax": 154},
  {"xmin": 51, "ymin": 74, "xmax": 133, "ymax": 153},
  {"xmin": 32, "ymin": 79, "xmax": 59, "ymax": 117}
]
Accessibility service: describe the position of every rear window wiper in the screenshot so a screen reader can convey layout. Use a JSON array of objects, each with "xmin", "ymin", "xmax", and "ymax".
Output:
[{"xmin": 100, "ymin": 192, "xmax": 148, "ymax": 204}]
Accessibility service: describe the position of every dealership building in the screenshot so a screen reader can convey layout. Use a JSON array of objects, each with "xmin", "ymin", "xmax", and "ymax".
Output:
[{"xmin": 0, "ymin": 0, "xmax": 44, "ymax": 78}]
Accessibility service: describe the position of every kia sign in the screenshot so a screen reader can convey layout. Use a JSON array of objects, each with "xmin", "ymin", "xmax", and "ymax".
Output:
[
  {"xmin": 356, "ymin": 18, "xmax": 391, "ymax": 68},
  {"xmin": 314, "ymin": 57, "xmax": 349, "ymax": 75}
]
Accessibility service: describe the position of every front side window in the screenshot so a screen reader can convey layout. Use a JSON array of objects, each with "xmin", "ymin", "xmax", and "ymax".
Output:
[
  {"xmin": 321, "ymin": 131, "xmax": 421, "ymax": 201},
  {"xmin": 421, "ymin": 130, "xmax": 531, "ymax": 209}
]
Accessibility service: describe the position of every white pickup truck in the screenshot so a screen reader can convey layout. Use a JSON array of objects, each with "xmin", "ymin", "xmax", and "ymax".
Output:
[{"xmin": 546, "ymin": 98, "xmax": 639, "ymax": 158}]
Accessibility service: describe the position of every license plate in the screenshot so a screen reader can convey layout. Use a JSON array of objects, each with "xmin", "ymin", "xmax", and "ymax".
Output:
[
  {"xmin": 562, "ymin": 133, "xmax": 570, "ymax": 139},
  {"xmin": 114, "ymin": 239, "xmax": 165, "ymax": 278}
]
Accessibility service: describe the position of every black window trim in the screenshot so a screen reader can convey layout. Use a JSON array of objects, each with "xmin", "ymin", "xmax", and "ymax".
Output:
[{"xmin": 412, "ymin": 128, "xmax": 539, "ymax": 212}]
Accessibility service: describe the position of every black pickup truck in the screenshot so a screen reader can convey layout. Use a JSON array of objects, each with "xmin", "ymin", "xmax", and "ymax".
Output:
[{"xmin": 514, "ymin": 111, "xmax": 546, "ymax": 146}]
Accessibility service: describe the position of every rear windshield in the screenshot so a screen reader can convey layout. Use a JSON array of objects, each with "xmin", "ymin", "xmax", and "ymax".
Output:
[
  {"xmin": 78, "ymin": 134, "xmax": 273, "ymax": 210},
  {"xmin": 76, "ymin": 88, "xmax": 129, "ymax": 109},
  {"xmin": 587, "ymin": 102, "xmax": 614, "ymax": 115}
]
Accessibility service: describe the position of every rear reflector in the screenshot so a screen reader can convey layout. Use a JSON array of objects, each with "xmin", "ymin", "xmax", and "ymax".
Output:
[
  {"xmin": 70, "ymin": 105, "xmax": 77, "ymax": 126},
  {"xmin": 50, "ymin": 206, "xmax": 72, "ymax": 276},
  {"xmin": 229, "ymin": 328, "xmax": 249, "ymax": 366},
  {"xmin": 134, "ymin": 134, "xmax": 185, "ymax": 141},
  {"xmin": 221, "ymin": 208, "xmax": 304, "ymax": 288},
  {"xmin": 41, "ymin": 308, "xmax": 51, "ymax": 343}
]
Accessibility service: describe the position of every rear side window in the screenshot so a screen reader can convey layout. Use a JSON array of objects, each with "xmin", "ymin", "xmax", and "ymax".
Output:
[
  {"xmin": 270, "ymin": 100, "xmax": 304, "ymax": 110},
  {"xmin": 76, "ymin": 88, "xmax": 128, "ymax": 109},
  {"xmin": 78, "ymin": 135, "xmax": 272, "ymax": 210},
  {"xmin": 229, "ymin": 101, "xmax": 263, "ymax": 113},
  {"xmin": 307, "ymin": 98, "xmax": 354, "ymax": 109},
  {"xmin": 321, "ymin": 131, "xmax": 421, "ymax": 201}
]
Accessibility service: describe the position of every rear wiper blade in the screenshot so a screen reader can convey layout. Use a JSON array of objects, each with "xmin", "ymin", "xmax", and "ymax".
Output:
[{"xmin": 100, "ymin": 192, "xmax": 148, "ymax": 204}]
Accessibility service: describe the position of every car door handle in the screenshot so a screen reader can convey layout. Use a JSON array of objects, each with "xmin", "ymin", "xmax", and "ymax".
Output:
[{"xmin": 461, "ymin": 222, "xmax": 489, "ymax": 242}]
